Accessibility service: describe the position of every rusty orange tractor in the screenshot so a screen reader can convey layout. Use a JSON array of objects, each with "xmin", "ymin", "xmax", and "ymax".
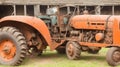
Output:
[{"xmin": 0, "ymin": 6, "xmax": 120, "ymax": 66}]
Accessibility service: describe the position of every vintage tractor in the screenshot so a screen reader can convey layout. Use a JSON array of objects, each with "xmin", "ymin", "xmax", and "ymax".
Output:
[
  {"xmin": 0, "ymin": 6, "xmax": 120, "ymax": 66},
  {"xmin": 66, "ymin": 15, "xmax": 120, "ymax": 66}
]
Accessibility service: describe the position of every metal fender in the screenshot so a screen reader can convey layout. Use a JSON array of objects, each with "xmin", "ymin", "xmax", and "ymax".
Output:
[{"xmin": 0, "ymin": 16, "xmax": 52, "ymax": 46}]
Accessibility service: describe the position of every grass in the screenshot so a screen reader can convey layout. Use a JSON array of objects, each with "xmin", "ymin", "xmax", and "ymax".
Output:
[{"xmin": 0, "ymin": 48, "xmax": 120, "ymax": 67}]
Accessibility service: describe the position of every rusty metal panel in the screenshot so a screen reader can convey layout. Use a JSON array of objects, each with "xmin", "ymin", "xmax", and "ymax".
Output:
[{"xmin": 70, "ymin": 15, "xmax": 111, "ymax": 30}]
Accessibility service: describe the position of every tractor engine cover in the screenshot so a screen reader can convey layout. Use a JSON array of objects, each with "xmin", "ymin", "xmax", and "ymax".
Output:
[{"xmin": 70, "ymin": 15, "xmax": 113, "ymax": 30}]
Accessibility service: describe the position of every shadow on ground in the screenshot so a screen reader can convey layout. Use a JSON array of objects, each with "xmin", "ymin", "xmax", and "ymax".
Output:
[{"xmin": 22, "ymin": 51, "xmax": 106, "ymax": 65}]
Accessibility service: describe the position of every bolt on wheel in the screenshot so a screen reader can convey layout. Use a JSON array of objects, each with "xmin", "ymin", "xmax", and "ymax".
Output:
[
  {"xmin": 0, "ymin": 26, "xmax": 27, "ymax": 66},
  {"xmin": 0, "ymin": 40, "xmax": 16, "ymax": 61}
]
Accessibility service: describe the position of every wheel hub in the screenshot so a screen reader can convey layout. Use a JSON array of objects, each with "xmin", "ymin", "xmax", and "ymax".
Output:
[
  {"xmin": 3, "ymin": 44, "xmax": 11, "ymax": 54},
  {"xmin": 113, "ymin": 51, "xmax": 120, "ymax": 62},
  {"xmin": 67, "ymin": 44, "xmax": 74, "ymax": 56},
  {"xmin": 0, "ymin": 40, "xmax": 16, "ymax": 61}
]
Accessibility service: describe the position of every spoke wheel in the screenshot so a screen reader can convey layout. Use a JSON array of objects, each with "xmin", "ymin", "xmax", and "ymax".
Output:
[
  {"xmin": 66, "ymin": 41, "xmax": 81, "ymax": 60},
  {"xmin": 0, "ymin": 40, "xmax": 16, "ymax": 61},
  {"xmin": 0, "ymin": 26, "xmax": 27, "ymax": 66},
  {"xmin": 67, "ymin": 44, "xmax": 74, "ymax": 56},
  {"xmin": 106, "ymin": 47, "xmax": 120, "ymax": 66}
]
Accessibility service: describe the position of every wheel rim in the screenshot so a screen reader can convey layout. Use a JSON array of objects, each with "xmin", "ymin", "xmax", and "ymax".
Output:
[
  {"xmin": 113, "ymin": 50, "xmax": 120, "ymax": 62},
  {"xmin": 0, "ymin": 40, "xmax": 16, "ymax": 61},
  {"xmin": 67, "ymin": 44, "xmax": 74, "ymax": 57}
]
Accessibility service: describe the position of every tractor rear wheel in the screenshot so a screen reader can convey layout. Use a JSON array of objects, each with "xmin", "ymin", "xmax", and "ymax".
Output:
[
  {"xmin": 106, "ymin": 47, "xmax": 120, "ymax": 66},
  {"xmin": 0, "ymin": 26, "xmax": 27, "ymax": 66},
  {"xmin": 66, "ymin": 41, "xmax": 81, "ymax": 60}
]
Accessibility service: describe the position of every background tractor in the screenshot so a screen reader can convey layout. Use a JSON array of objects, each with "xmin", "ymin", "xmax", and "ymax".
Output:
[{"xmin": 0, "ymin": 5, "xmax": 120, "ymax": 66}]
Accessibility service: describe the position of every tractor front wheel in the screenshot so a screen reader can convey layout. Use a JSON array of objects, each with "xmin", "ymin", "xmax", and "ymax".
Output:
[
  {"xmin": 106, "ymin": 47, "xmax": 120, "ymax": 66},
  {"xmin": 0, "ymin": 27, "xmax": 27, "ymax": 66},
  {"xmin": 66, "ymin": 41, "xmax": 81, "ymax": 60}
]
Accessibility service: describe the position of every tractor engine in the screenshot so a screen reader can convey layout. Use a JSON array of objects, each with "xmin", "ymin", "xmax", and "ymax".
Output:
[{"xmin": 69, "ymin": 15, "xmax": 113, "ymax": 51}]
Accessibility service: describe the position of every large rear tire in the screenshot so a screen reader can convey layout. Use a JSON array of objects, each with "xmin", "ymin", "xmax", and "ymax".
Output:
[
  {"xmin": 0, "ymin": 26, "xmax": 27, "ymax": 66},
  {"xmin": 106, "ymin": 47, "xmax": 120, "ymax": 66},
  {"xmin": 66, "ymin": 41, "xmax": 81, "ymax": 60}
]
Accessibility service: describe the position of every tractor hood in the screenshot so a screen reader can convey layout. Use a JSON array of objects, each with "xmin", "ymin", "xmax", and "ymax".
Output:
[{"xmin": 70, "ymin": 15, "xmax": 113, "ymax": 30}]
